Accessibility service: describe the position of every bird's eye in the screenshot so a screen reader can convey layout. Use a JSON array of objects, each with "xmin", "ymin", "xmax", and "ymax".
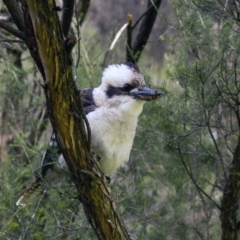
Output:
[{"xmin": 123, "ymin": 84, "xmax": 133, "ymax": 91}]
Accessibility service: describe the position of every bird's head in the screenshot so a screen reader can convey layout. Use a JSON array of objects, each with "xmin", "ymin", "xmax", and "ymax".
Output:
[
  {"xmin": 93, "ymin": 62, "xmax": 163, "ymax": 117},
  {"xmin": 94, "ymin": 62, "xmax": 163, "ymax": 104}
]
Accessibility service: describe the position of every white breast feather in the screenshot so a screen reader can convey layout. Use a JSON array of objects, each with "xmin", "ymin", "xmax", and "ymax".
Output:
[{"xmin": 87, "ymin": 93, "xmax": 144, "ymax": 175}]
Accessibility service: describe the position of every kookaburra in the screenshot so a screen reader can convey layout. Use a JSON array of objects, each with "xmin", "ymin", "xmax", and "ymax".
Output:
[{"xmin": 16, "ymin": 62, "xmax": 163, "ymax": 206}]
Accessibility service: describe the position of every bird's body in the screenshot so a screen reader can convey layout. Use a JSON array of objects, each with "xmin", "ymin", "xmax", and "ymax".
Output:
[
  {"xmin": 16, "ymin": 62, "xmax": 162, "ymax": 206},
  {"xmin": 88, "ymin": 99, "xmax": 142, "ymax": 175}
]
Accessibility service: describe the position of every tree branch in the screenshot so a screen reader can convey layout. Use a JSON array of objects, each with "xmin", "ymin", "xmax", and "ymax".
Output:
[
  {"xmin": 177, "ymin": 145, "xmax": 221, "ymax": 210},
  {"xmin": 23, "ymin": 0, "xmax": 131, "ymax": 238},
  {"xmin": 127, "ymin": 0, "xmax": 162, "ymax": 63},
  {"xmin": 21, "ymin": 1, "xmax": 45, "ymax": 79},
  {"xmin": 221, "ymin": 137, "xmax": 240, "ymax": 240},
  {"xmin": 61, "ymin": 0, "xmax": 74, "ymax": 38},
  {"xmin": 0, "ymin": 20, "xmax": 25, "ymax": 40},
  {"xmin": 75, "ymin": 0, "xmax": 91, "ymax": 26},
  {"xmin": 126, "ymin": 13, "xmax": 133, "ymax": 62},
  {"xmin": 2, "ymin": 0, "xmax": 24, "ymax": 31}
]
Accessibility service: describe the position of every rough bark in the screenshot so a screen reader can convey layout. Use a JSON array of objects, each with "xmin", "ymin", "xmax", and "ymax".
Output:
[
  {"xmin": 17, "ymin": 0, "xmax": 131, "ymax": 239},
  {"xmin": 221, "ymin": 136, "xmax": 240, "ymax": 240}
]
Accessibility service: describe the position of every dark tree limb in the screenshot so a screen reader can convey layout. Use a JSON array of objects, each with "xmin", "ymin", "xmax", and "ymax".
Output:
[
  {"xmin": 220, "ymin": 136, "xmax": 240, "ymax": 240},
  {"xmin": 126, "ymin": 14, "xmax": 133, "ymax": 63},
  {"xmin": 21, "ymin": 1, "xmax": 45, "ymax": 79},
  {"xmin": 0, "ymin": 20, "xmax": 25, "ymax": 40},
  {"xmin": 132, "ymin": 5, "xmax": 153, "ymax": 30},
  {"xmin": 16, "ymin": 0, "xmax": 131, "ymax": 239},
  {"xmin": 2, "ymin": 0, "xmax": 24, "ymax": 31},
  {"xmin": 61, "ymin": 0, "xmax": 90, "ymax": 38},
  {"xmin": 61, "ymin": 0, "xmax": 74, "ymax": 38},
  {"xmin": 126, "ymin": 0, "xmax": 162, "ymax": 63}
]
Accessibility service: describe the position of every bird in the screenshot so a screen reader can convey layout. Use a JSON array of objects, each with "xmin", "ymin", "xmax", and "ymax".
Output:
[{"xmin": 16, "ymin": 62, "xmax": 163, "ymax": 206}]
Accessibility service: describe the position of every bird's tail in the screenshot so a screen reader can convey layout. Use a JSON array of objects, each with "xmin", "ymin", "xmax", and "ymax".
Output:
[{"xmin": 16, "ymin": 180, "xmax": 43, "ymax": 207}]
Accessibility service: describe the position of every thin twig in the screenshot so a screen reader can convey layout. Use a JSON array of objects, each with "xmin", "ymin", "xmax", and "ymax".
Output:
[
  {"xmin": 102, "ymin": 17, "xmax": 131, "ymax": 67},
  {"xmin": 177, "ymin": 146, "xmax": 221, "ymax": 210},
  {"xmin": 19, "ymin": 190, "xmax": 47, "ymax": 240},
  {"xmin": 132, "ymin": 5, "xmax": 152, "ymax": 30},
  {"xmin": 109, "ymin": 23, "xmax": 129, "ymax": 50},
  {"xmin": 61, "ymin": 0, "xmax": 74, "ymax": 38}
]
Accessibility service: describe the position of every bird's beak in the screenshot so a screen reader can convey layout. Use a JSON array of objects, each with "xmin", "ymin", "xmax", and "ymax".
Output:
[{"xmin": 131, "ymin": 87, "xmax": 164, "ymax": 101}]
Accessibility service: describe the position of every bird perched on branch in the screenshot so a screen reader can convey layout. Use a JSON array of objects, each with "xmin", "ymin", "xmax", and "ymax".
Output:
[{"xmin": 16, "ymin": 62, "xmax": 163, "ymax": 206}]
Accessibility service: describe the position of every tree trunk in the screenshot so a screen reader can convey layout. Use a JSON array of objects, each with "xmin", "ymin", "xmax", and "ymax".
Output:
[
  {"xmin": 21, "ymin": 0, "xmax": 131, "ymax": 239},
  {"xmin": 221, "ymin": 137, "xmax": 240, "ymax": 240}
]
